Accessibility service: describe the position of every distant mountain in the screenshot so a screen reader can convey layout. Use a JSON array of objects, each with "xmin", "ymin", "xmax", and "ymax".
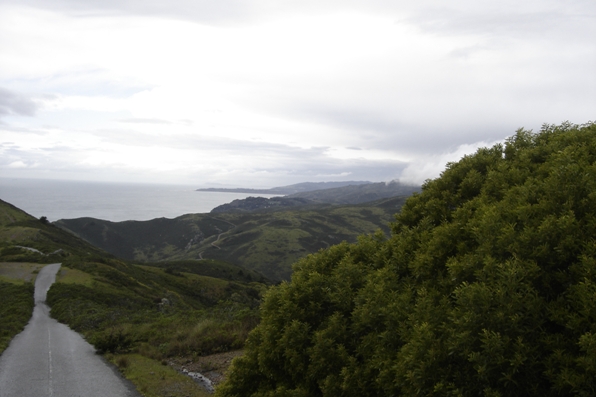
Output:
[
  {"xmin": 210, "ymin": 180, "xmax": 421, "ymax": 213},
  {"xmin": 196, "ymin": 181, "xmax": 372, "ymax": 195},
  {"xmin": 211, "ymin": 196, "xmax": 315, "ymax": 214},
  {"xmin": 288, "ymin": 180, "xmax": 420, "ymax": 204}
]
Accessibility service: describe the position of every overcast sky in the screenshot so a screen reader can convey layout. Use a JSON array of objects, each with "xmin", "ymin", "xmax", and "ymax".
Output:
[{"xmin": 1, "ymin": 0, "xmax": 594, "ymax": 188}]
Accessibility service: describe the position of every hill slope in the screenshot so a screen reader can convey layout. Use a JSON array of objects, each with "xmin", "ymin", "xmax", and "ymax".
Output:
[
  {"xmin": 0, "ymin": 198, "xmax": 110, "ymax": 262},
  {"xmin": 56, "ymin": 196, "xmax": 410, "ymax": 280},
  {"xmin": 286, "ymin": 180, "xmax": 420, "ymax": 204},
  {"xmin": 217, "ymin": 122, "xmax": 596, "ymax": 397},
  {"xmin": 0, "ymin": 198, "xmax": 273, "ymax": 395},
  {"xmin": 210, "ymin": 181, "xmax": 420, "ymax": 213}
]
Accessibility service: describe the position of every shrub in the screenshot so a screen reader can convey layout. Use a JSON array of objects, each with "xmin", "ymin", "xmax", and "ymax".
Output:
[{"xmin": 217, "ymin": 122, "xmax": 596, "ymax": 397}]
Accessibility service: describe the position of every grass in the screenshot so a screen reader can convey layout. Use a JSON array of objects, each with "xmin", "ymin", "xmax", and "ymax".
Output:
[
  {"xmin": 44, "ymin": 257, "xmax": 265, "ymax": 394},
  {"xmin": 56, "ymin": 266, "xmax": 95, "ymax": 286},
  {"xmin": 0, "ymin": 261, "xmax": 43, "ymax": 283},
  {"xmin": 106, "ymin": 353, "xmax": 212, "ymax": 397},
  {"xmin": 0, "ymin": 281, "xmax": 34, "ymax": 354},
  {"xmin": 0, "ymin": 262, "xmax": 44, "ymax": 353},
  {"xmin": 55, "ymin": 197, "xmax": 409, "ymax": 281},
  {"xmin": 0, "ymin": 199, "xmax": 263, "ymax": 394}
]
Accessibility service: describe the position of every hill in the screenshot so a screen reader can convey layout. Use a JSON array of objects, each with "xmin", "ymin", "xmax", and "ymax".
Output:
[
  {"xmin": 286, "ymin": 180, "xmax": 420, "ymax": 204},
  {"xmin": 55, "ymin": 196, "xmax": 411, "ymax": 281},
  {"xmin": 0, "ymin": 198, "xmax": 270, "ymax": 396},
  {"xmin": 217, "ymin": 122, "xmax": 596, "ymax": 397},
  {"xmin": 210, "ymin": 181, "xmax": 420, "ymax": 213},
  {"xmin": 0, "ymin": 198, "xmax": 108, "ymax": 262}
]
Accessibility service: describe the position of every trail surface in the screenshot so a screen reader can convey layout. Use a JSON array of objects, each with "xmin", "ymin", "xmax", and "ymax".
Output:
[{"xmin": 0, "ymin": 263, "xmax": 140, "ymax": 397}]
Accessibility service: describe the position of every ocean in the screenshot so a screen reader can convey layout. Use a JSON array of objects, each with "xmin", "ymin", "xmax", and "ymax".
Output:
[{"xmin": 0, "ymin": 178, "xmax": 278, "ymax": 222}]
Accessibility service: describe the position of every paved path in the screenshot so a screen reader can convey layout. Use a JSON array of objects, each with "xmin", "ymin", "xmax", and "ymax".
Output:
[{"xmin": 0, "ymin": 263, "xmax": 140, "ymax": 397}]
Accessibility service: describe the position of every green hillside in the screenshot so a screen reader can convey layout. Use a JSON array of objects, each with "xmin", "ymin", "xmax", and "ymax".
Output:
[
  {"xmin": 0, "ymin": 198, "xmax": 108, "ymax": 262},
  {"xmin": 217, "ymin": 122, "xmax": 596, "ymax": 397},
  {"xmin": 0, "ymin": 199, "xmax": 105, "ymax": 354},
  {"xmin": 0, "ymin": 198, "xmax": 269, "ymax": 396},
  {"xmin": 286, "ymin": 180, "xmax": 420, "ymax": 204},
  {"xmin": 56, "ymin": 196, "xmax": 410, "ymax": 281}
]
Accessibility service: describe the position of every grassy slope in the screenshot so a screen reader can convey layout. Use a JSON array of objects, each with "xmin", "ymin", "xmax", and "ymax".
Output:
[
  {"xmin": 0, "ymin": 198, "xmax": 108, "ymax": 263},
  {"xmin": 0, "ymin": 278, "xmax": 34, "ymax": 354},
  {"xmin": 56, "ymin": 196, "xmax": 410, "ymax": 280},
  {"xmin": 0, "ymin": 199, "xmax": 269, "ymax": 396},
  {"xmin": 0, "ymin": 200, "xmax": 64, "ymax": 354}
]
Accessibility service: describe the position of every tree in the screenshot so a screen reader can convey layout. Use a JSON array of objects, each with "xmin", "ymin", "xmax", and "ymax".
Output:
[{"xmin": 217, "ymin": 122, "xmax": 596, "ymax": 397}]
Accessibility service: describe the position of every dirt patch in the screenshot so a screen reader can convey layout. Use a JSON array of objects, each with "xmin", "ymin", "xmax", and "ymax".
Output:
[
  {"xmin": 0, "ymin": 262, "xmax": 45, "ymax": 282},
  {"xmin": 168, "ymin": 350, "xmax": 244, "ymax": 386}
]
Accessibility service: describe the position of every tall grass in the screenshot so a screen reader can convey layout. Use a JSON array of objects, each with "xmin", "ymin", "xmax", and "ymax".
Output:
[{"xmin": 0, "ymin": 281, "xmax": 34, "ymax": 354}]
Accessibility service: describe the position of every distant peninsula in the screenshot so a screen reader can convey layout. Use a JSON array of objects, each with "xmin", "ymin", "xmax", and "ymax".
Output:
[{"xmin": 196, "ymin": 181, "xmax": 372, "ymax": 195}]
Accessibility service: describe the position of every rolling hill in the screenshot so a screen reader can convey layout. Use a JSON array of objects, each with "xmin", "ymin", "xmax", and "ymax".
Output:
[
  {"xmin": 0, "ymin": 197, "xmax": 271, "ymax": 396},
  {"xmin": 56, "ymin": 196, "xmax": 411, "ymax": 280}
]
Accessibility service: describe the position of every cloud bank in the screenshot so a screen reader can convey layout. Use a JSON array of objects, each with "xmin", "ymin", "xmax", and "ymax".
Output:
[{"xmin": 0, "ymin": 0, "xmax": 594, "ymax": 186}]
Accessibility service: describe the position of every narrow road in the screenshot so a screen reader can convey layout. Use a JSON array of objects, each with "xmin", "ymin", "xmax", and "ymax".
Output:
[{"xmin": 0, "ymin": 263, "xmax": 140, "ymax": 397}]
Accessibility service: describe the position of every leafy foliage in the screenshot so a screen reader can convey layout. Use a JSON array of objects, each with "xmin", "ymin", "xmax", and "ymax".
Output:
[{"xmin": 217, "ymin": 122, "xmax": 596, "ymax": 397}]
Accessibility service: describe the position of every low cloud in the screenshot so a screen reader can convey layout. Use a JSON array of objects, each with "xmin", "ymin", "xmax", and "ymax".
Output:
[{"xmin": 398, "ymin": 139, "xmax": 504, "ymax": 185}]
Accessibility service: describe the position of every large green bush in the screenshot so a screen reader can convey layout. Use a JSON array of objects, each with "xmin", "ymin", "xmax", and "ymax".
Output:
[{"xmin": 217, "ymin": 122, "xmax": 596, "ymax": 397}]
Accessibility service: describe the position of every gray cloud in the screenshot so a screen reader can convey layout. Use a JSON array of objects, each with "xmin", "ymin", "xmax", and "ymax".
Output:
[
  {"xmin": 2, "ymin": 0, "xmax": 594, "ymax": 187},
  {"xmin": 14, "ymin": 0, "xmax": 593, "ymax": 34},
  {"xmin": 1, "ymin": 130, "xmax": 408, "ymax": 186},
  {"xmin": 0, "ymin": 88, "xmax": 39, "ymax": 118},
  {"xmin": 117, "ymin": 118, "xmax": 173, "ymax": 124},
  {"xmin": 5, "ymin": 0, "xmax": 254, "ymax": 24}
]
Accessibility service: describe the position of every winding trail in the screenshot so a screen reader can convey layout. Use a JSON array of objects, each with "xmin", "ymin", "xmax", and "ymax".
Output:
[
  {"xmin": 0, "ymin": 263, "xmax": 140, "ymax": 397},
  {"xmin": 199, "ymin": 217, "xmax": 237, "ymax": 258}
]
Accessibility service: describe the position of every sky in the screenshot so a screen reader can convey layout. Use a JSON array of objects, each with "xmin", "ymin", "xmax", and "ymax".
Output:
[{"xmin": 0, "ymin": 0, "xmax": 594, "ymax": 188}]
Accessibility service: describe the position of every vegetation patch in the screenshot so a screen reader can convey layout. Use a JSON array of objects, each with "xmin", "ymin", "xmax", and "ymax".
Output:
[
  {"xmin": 56, "ymin": 266, "xmax": 95, "ymax": 286},
  {"xmin": 45, "ymin": 256, "xmax": 265, "ymax": 392},
  {"xmin": 0, "ymin": 197, "xmax": 266, "ymax": 394},
  {"xmin": 55, "ymin": 197, "xmax": 410, "ymax": 281},
  {"xmin": 106, "ymin": 353, "xmax": 212, "ymax": 397},
  {"xmin": 0, "ymin": 262, "xmax": 44, "ymax": 283},
  {"xmin": 0, "ymin": 281, "xmax": 34, "ymax": 354},
  {"xmin": 217, "ymin": 122, "xmax": 596, "ymax": 397}
]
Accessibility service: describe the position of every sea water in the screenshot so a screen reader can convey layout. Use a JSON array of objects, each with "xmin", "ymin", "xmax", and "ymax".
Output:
[{"xmin": 0, "ymin": 178, "xmax": 277, "ymax": 222}]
